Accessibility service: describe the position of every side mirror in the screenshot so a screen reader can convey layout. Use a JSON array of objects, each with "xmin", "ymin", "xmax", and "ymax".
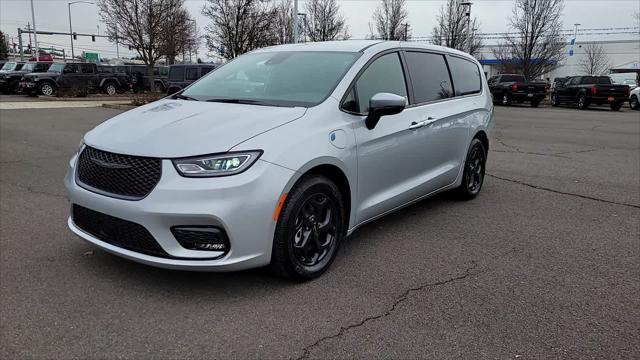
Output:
[{"xmin": 365, "ymin": 93, "xmax": 406, "ymax": 130}]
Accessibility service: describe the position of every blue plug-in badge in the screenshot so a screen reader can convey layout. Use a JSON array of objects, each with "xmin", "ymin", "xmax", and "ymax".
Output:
[{"xmin": 330, "ymin": 133, "xmax": 336, "ymax": 141}]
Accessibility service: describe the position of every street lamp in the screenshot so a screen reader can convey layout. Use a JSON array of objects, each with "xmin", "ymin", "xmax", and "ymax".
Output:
[
  {"xmin": 68, "ymin": 1, "xmax": 95, "ymax": 60},
  {"xmin": 461, "ymin": 1, "xmax": 473, "ymax": 53}
]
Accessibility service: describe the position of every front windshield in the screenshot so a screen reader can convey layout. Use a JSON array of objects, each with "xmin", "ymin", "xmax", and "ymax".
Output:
[
  {"xmin": 48, "ymin": 63, "xmax": 64, "ymax": 73},
  {"xmin": 182, "ymin": 51, "xmax": 359, "ymax": 107},
  {"xmin": 21, "ymin": 63, "xmax": 35, "ymax": 72},
  {"xmin": 1, "ymin": 62, "xmax": 16, "ymax": 71}
]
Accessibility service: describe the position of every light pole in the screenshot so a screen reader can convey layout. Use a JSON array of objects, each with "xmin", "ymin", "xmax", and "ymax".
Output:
[
  {"xmin": 572, "ymin": 23, "xmax": 581, "ymax": 73},
  {"xmin": 293, "ymin": 0, "xmax": 299, "ymax": 43},
  {"xmin": 68, "ymin": 1, "xmax": 95, "ymax": 60},
  {"xmin": 461, "ymin": 1, "xmax": 473, "ymax": 53},
  {"xmin": 29, "ymin": 0, "xmax": 39, "ymax": 60}
]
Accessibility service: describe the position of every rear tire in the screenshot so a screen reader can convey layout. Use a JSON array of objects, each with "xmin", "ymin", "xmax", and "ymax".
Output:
[
  {"xmin": 271, "ymin": 175, "xmax": 345, "ymax": 281},
  {"xmin": 631, "ymin": 95, "xmax": 639, "ymax": 110},
  {"xmin": 453, "ymin": 138, "xmax": 486, "ymax": 200},
  {"xmin": 578, "ymin": 94, "xmax": 589, "ymax": 110},
  {"xmin": 610, "ymin": 102, "xmax": 622, "ymax": 111},
  {"xmin": 501, "ymin": 92, "xmax": 512, "ymax": 106},
  {"xmin": 551, "ymin": 94, "xmax": 560, "ymax": 107}
]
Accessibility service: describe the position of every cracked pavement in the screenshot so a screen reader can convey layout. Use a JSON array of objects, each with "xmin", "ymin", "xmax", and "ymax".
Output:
[{"xmin": 1, "ymin": 105, "xmax": 639, "ymax": 359}]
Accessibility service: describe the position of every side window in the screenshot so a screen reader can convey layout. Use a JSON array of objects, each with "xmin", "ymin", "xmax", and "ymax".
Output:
[
  {"xmin": 449, "ymin": 56, "xmax": 482, "ymax": 96},
  {"xmin": 169, "ymin": 67, "xmax": 184, "ymax": 81},
  {"xmin": 569, "ymin": 77, "xmax": 581, "ymax": 85},
  {"xmin": 201, "ymin": 67, "xmax": 213, "ymax": 76},
  {"xmin": 185, "ymin": 68, "xmax": 200, "ymax": 81},
  {"xmin": 405, "ymin": 52, "xmax": 453, "ymax": 103},
  {"xmin": 64, "ymin": 64, "xmax": 79, "ymax": 73},
  {"xmin": 80, "ymin": 64, "xmax": 94, "ymax": 74},
  {"xmin": 353, "ymin": 52, "xmax": 407, "ymax": 114}
]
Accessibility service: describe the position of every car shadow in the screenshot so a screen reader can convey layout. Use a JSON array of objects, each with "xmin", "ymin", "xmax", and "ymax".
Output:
[{"xmin": 79, "ymin": 190, "xmax": 459, "ymax": 292}]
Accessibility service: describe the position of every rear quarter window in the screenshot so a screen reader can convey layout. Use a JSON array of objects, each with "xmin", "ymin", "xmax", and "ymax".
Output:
[{"xmin": 449, "ymin": 56, "xmax": 482, "ymax": 96}]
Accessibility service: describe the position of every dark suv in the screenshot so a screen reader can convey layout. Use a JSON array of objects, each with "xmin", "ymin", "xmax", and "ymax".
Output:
[
  {"xmin": 128, "ymin": 65, "xmax": 169, "ymax": 92},
  {"xmin": 97, "ymin": 65, "xmax": 131, "ymax": 95},
  {"xmin": 0, "ymin": 62, "xmax": 51, "ymax": 93},
  {"xmin": 166, "ymin": 64, "xmax": 217, "ymax": 95}
]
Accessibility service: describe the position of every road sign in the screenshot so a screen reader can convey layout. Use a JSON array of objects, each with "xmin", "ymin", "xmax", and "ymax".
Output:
[{"xmin": 84, "ymin": 52, "xmax": 99, "ymax": 63}]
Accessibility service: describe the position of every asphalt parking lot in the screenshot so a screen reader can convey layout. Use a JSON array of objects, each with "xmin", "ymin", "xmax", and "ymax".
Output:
[{"xmin": 1, "ymin": 103, "xmax": 639, "ymax": 359}]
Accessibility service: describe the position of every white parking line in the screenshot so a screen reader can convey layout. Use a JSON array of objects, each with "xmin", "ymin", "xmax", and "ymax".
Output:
[{"xmin": 0, "ymin": 101, "xmax": 131, "ymax": 110}]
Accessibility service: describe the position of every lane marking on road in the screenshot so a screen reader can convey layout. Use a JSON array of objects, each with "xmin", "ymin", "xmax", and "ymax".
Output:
[{"xmin": 0, "ymin": 101, "xmax": 130, "ymax": 110}]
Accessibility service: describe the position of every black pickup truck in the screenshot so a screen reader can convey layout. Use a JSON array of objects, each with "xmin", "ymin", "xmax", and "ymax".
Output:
[
  {"xmin": 488, "ymin": 74, "xmax": 548, "ymax": 107},
  {"xmin": 20, "ymin": 62, "xmax": 128, "ymax": 96},
  {"xmin": 550, "ymin": 75, "xmax": 630, "ymax": 110},
  {"xmin": 97, "ymin": 65, "xmax": 132, "ymax": 95},
  {"xmin": 0, "ymin": 62, "xmax": 51, "ymax": 93}
]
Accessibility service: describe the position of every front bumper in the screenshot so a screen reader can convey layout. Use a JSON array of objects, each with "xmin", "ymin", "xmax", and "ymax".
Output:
[
  {"xmin": 19, "ymin": 81, "xmax": 37, "ymax": 94},
  {"xmin": 64, "ymin": 152, "xmax": 295, "ymax": 271}
]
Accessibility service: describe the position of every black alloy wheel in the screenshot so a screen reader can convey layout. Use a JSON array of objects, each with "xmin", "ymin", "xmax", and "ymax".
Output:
[
  {"xmin": 271, "ymin": 175, "xmax": 345, "ymax": 280},
  {"xmin": 454, "ymin": 138, "xmax": 486, "ymax": 200},
  {"xmin": 578, "ymin": 94, "xmax": 588, "ymax": 110}
]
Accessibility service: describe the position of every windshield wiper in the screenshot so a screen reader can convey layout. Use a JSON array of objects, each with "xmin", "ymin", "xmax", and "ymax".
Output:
[
  {"xmin": 204, "ymin": 98, "xmax": 286, "ymax": 107},
  {"xmin": 172, "ymin": 93, "xmax": 198, "ymax": 101}
]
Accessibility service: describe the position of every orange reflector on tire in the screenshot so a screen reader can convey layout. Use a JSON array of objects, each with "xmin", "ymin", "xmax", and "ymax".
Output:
[{"xmin": 273, "ymin": 193, "xmax": 288, "ymax": 221}]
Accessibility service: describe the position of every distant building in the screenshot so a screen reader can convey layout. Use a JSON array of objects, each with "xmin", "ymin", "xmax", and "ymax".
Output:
[{"xmin": 478, "ymin": 39, "xmax": 640, "ymax": 81}]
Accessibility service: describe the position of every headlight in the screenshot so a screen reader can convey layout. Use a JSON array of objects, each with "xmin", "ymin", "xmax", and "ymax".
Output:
[{"xmin": 172, "ymin": 151, "xmax": 262, "ymax": 177}]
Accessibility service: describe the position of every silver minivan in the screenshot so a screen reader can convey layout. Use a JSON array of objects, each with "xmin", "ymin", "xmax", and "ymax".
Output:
[{"xmin": 65, "ymin": 41, "xmax": 493, "ymax": 280}]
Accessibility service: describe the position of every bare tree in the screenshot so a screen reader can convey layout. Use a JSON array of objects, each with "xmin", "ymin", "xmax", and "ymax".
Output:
[
  {"xmin": 98, "ymin": 0, "xmax": 177, "ymax": 84},
  {"xmin": 160, "ymin": 2, "xmax": 198, "ymax": 64},
  {"xmin": 579, "ymin": 43, "xmax": 611, "ymax": 75},
  {"xmin": 303, "ymin": 0, "xmax": 350, "ymax": 42},
  {"xmin": 493, "ymin": 0, "xmax": 565, "ymax": 79},
  {"xmin": 202, "ymin": 0, "xmax": 277, "ymax": 59},
  {"xmin": 431, "ymin": 0, "xmax": 482, "ymax": 57},
  {"xmin": 273, "ymin": 0, "xmax": 299, "ymax": 44},
  {"xmin": 371, "ymin": 0, "xmax": 409, "ymax": 41}
]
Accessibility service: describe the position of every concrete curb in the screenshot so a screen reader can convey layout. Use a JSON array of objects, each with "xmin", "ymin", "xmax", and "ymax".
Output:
[{"xmin": 102, "ymin": 103, "xmax": 137, "ymax": 110}]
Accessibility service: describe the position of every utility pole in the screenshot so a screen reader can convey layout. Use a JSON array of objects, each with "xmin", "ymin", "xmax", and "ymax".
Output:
[
  {"xmin": 293, "ymin": 0, "xmax": 299, "ymax": 43},
  {"xmin": 68, "ymin": 2, "xmax": 95, "ymax": 61},
  {"xmin": 30, "ymin": 0, "xmax": 39, "ymax": 60},
  {"xmin": 26, "ymin": 23, "xmax": 32, "ymax": 51},
  {"xmin": 403, "ymin": 23, "xmax": 410, "ymax": 41},
  {"xmin": 18, "ymin": 28, "xmax": 24, "ymax": 61}
]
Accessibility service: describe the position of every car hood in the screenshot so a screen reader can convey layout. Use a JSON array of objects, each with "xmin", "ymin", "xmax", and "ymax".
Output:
[
  {"xmin": 84, "ymin": 99, "xmax": 307, "ymax": 158},
  {"xmin": 1, "ymin": 70, "xmax": 27, "ymax": 77}
]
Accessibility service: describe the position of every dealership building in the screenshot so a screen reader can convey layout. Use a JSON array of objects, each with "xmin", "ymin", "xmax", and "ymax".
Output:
[{"xmin": 478, "ymin": 39, "xmax": 640, "ymax": 81}]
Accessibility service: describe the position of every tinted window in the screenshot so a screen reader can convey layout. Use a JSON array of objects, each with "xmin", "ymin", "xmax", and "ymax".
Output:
[
  {"xmin": 449, "ymin": 56, "xmax": 482, "ymax": 96},
  {"xmin": 37, "ymin": 63, "xmax": 50, "ymax": 71},
  {"xmin": 405, "ymin": 52, "xmax": 452, "ymax": 103},
  {"xmin": 568, "ymin": 77, "xmax": 581, "ymax": 85},
  {"xmin": 201, "ymin": 66, "xmax": 214, "ymax": 76},
  {"xmin": 353, "ymin": 52, "xmax": 407, "ymax": 113},
  {"xmin": 98, "ymin": 66, "xmax": 113, "ymax": 74},
  {"xmin": 64, "ymin": 64, "xmax": 79, "ymax": 73},
  {"xmin": 580, "ymin": 76, "xmax": 611, "ymax": 84},
  {"xmin": 169, "ymin": 66, "xmax": 184, "ymax": 81},
  {"xmin": 500, "ymin": 75, "xmax": 526, "ymax": 82},
  {"xmin": 183, "ymin": 51, "xmax": 358, "ymax": 107},
  {"xmin": 185, "ymin": 67, "xmax": 199, "ymax": 80},
  {"xmin": 80, "ymin": 64, "xmax": 94, "ymax": 74}
]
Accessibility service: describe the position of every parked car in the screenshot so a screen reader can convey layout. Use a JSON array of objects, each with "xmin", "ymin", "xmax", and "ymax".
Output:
[
  {"xmin": 609, "ymin": 72, "xmax": 638, "ymax": 90},
  {"xmin": 0, "ymin": 62, "xmax": 51, "ymax": 93},
  {"xmin": 98, "ymin": 65, "xmax": 131, "ymax": 95},
  {"xmin": 488, "ymin": 74, "xmax": 547, "ymax": 107},
  {"xmin": 65, "ymin": 41, "xmax": 492, "ymax": 280},
  {"xmin": 166, "ymin": 64, "xmax": 217, "ymax": 95},
  {"xmin": 21, "ymin": 62, "xmax": 128, "ymax": 97},
  {"xmin": 630, "ymin": 86, "xmax": 640, "ymax": 110},
  {"xmin": 127, "ymin": 65, "xmax": 169, "ymax": 92},
  {"xmin": 0, "ymin": 61, "xmax": 25, "ymax": 73},
  {"xmin": 550, "ymin": 75, "xmax": 630, "ymax": 110}
]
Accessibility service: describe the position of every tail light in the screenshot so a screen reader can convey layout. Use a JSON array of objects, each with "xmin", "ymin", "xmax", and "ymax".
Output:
[
  {"xmin": 591, "ymin": 86, "xmax": 597, "ymax": 95},
  {"xmin": 545, "ymin": 84, "xmax": 550, "ymax": 92},
  {"xmin": 511, "ymin": 83, "xmax": 518, "ymax": 92}
]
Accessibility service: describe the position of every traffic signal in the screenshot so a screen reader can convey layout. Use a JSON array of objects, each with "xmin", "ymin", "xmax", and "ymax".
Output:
[
  {"xmin": 73, "ymin": 32, "xmax": 77, "ymax": 40},
  {"xmin": 91, "ymin": 35, "xmax": 95, "ymax": 42}
]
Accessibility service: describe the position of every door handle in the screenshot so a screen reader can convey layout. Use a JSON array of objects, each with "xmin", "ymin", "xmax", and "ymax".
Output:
[
  {"xmin": 409, "ymin": 117, "xmax": 437, "ymax": 130},
  {"xmin": 409, "ymin": 120, "xmax": 427, "ymax": 130}
]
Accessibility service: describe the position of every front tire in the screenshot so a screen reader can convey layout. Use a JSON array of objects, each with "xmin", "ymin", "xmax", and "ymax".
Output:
[
  {"xmin": 453, "ymin": 139, "xmax": 487, "ymax": 200},
  {"xmin": 271, "ymin": 175, "xmax": 345, "ymax": 281},
  {"xmin": 104, "ymin": 83, "xmax": 117, "ymax": 96},
  {"xmin": 38, "ymin": 82, "xmax": 56, "ymax": 96}
]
